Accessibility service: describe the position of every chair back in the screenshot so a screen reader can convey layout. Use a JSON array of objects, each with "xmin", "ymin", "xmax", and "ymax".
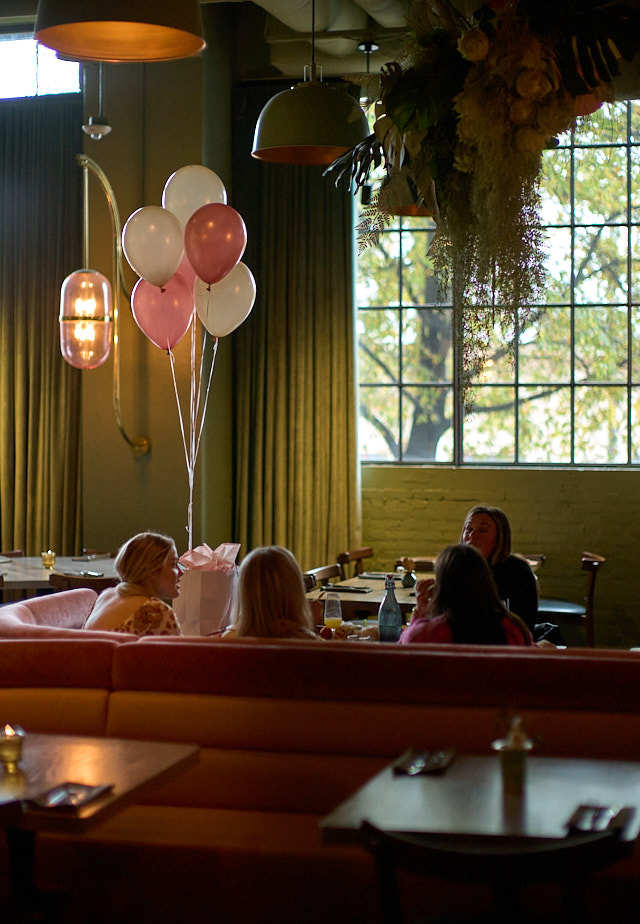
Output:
[
  {"xmin": 582, "ymin": 551, "xmax": 605, "ymax": 647},
  {"xmin": 49, "ymin": 572, "xmax": 119, "ymax": 593},
  {"xmin": 1, "ymin": 550, "xmax": 25, "ymax": 557},
  {"xmin": 303, "ymin": 564, "xmax": 341, "ymax": 588},
  {"xmin": 336, "ymin": 546, "xmax": 373, "ymax": 580},
  {"xmin": 394, "ymin": 556, "xmax": 435, "ymax": 573}
]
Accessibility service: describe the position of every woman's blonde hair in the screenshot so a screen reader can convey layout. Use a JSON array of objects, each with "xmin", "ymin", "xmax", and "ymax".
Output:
[
  {"xmin": 232, "ymin": 545, "xmax": 315, "ymax": 638},
  {"xmin": 461, "ymin": 505, "xmax": 512, "ymax": 565},
  {"xmin": 115, "ymin": 532, "xmax": 176, "ymax": 586}
]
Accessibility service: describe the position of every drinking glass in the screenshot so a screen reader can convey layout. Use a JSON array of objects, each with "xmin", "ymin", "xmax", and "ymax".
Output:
[{"xmin": 323, "ymin": 592, "xmax": 343, "ymax": 630}]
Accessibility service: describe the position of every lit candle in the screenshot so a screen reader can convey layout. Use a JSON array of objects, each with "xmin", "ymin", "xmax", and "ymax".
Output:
[{"xmin": 0, "ymin": 725, "xmax": 25, "ymax": 772}]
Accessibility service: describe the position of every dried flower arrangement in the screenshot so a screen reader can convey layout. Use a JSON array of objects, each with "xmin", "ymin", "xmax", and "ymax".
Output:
[{"xmin": 327, "ymin": 0, "xmax": 640, "ymax": 406}]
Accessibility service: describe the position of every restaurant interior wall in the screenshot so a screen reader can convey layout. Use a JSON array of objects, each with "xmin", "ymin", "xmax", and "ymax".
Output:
[
  {"xmin": 362, "ymin": 466, "xmax": 640, "ymax": 649},
  {"xmin": 78, "ymin": 51, "xmax": 223, "ymax": 556},
  {"xmin": 18, "ymin": 3, "xmax": 638, "ymax": 645}
]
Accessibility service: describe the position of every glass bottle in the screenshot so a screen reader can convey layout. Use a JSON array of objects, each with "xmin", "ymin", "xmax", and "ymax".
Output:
[{"xmin": 378, "ymin": 574, "xmax": 403, "ymax": 642}]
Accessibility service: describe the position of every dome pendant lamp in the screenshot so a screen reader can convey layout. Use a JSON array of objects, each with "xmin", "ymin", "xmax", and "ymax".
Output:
[
  {"xmin": 252, "ymin": 0, "xmax": 368, "ymax": 165},
  {"xmin": 34, "ymin": 0, "xmax": 205, "ymax": 63}
]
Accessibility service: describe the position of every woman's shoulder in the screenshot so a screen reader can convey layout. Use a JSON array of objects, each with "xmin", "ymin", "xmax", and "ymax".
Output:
[
  {"xmin": 118, "ymin": 598, "xmax": 183, "ymax": 637},
  {"xmin": 502, "ymin": 611, "xmax": 534, "ymax": 646},
  {"xmin": 400, "ymin": 614, "xmax": 451, "ymax": 644}
]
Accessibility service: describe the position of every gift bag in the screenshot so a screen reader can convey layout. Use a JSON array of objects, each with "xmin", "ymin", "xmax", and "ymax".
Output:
[{"xmin": 174, "ymin": 543, "xmax": 240, "ymax": 635}]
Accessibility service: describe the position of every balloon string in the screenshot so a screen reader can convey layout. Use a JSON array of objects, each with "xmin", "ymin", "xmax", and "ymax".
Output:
[
  {"xmin": 169, "ymin": 345, "xmax": 196, "ymax": 548},
  {"xmin": 194, "ymin": 334, "xmax": 217, "ymax": 463}
]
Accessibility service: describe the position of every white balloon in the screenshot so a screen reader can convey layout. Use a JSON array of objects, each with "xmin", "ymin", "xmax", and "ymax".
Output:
[
  {"xmin": 162, "ymin": 165, "xmax": 227, "ymax": 229},
  {"xmin": 194, "ymin": 263, "xmax": 256, "ymax": 337},
  {"xmin": 122, "ymin": 206, "xmax": 184, "ymax": 288}
]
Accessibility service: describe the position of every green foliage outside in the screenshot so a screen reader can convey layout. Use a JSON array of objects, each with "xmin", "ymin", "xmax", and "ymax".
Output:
[{"xmin": 356, "ymin": 101, "xmax": 640, "ymax": 465}]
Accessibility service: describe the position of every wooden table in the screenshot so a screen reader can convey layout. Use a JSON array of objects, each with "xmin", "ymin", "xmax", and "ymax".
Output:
[
  {"xmin": 320, "ymin": 753, "xmax": 640, "ymax": 844},
  {"xmin": 0, "ymin": 555, "xmax": 118, "ymax": 591},
  {"xmin": 0, "ymin": 733, "xmax": 199, "ymax": 915},
  {"xmin": 321, "ymin": 753, "xmax": 640, "ymax": 919},
  {"xmin": 307, "ymin": 575, "xmax": 420, "ymax": 622}
]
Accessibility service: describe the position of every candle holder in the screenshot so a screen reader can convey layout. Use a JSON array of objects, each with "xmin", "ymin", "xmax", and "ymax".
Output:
[
  {"xmin": 41, "ymin": 550, "xmax": 56, "ymax": 569},
  {"xmin": 0, "ymin": 725, "xmax": 25, "ymax": 773}
]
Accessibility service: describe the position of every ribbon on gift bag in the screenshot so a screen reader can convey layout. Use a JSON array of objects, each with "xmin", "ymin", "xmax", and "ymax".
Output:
[{"xmin": 174, "ymin": 543, "xmax": 240, "ymax": 635}]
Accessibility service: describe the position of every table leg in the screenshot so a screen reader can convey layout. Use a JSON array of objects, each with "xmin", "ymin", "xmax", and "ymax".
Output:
[{"xmin": 5, "ymin": 827, "xmax": 65, "ymax": 923}]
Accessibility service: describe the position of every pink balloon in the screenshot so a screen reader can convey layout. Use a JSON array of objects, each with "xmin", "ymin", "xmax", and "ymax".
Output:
[
  {"xmin": 131, "ymin": 274, "xmax": 194, "ymax": 351},
  {"xmin": 177, "ymin": 251, "xmax": 197, "ymax": 290},
  {"xmin": 184, "ymin": 203, "xmax": 247, "ymax": 285}
]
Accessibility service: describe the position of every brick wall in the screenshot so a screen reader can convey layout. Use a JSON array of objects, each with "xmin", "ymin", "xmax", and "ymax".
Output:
[{"xmin": 361, "ymin": 466, "xmax": 639, "ymax": 649}]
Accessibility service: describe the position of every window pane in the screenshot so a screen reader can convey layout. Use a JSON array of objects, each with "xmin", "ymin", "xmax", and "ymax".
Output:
[
  {"xmin": 358, "ymin": 308, "xmax": 400, "ymax": 384},
  {"xmin": 462, "ymin": 388, "xmax": 515, "ymax": 462},
  {"xmin": 542, "ymin": 227, "xmax": 572, "ymax": 303},
  {"xmin": 402, "ymin": 387, "xmax": 453, "ymax": 462},
  {"xmin": 518, "ymin": 307, "xmax": 571, "ymax": 383},
  {"xmin": 540, "ymin": 148, "xmax": 571, "ymax": 224},
  {"xmin": 631, "ymin": 307, "xmax": 640, "ymax": 383},
  {"xmin": 518, "ymin": 387, "xmax": 571, "ymax": 463},
  {"xmin": 356, "ymin": 231, "xmax": 401, "ymax": 307},
  {"xmin": 574, "ymin": 226, "xmax": 628, "ymax": 303},
  {"xmin": 402, "ymin": 308, "xmax": 452, "ymax": 383},
  {"xmin": 573, "ymin": 146, "xmax": 627, "ymax": 225},
  {"xmin": 400, "ymin": 230, "xmax": 436, "ymax": 307},
  {"xmin": 574, "ymin": 306, "xmax": 628, "ymax": 382},
  {"xmin": 359, "ymin": 386, "xmax": 398, "ymax": 461},
  {"xmin": 574, "ymin": 386, "xmax": 628, "ymax": 463},
  {"xmin": 631, "ymin": 387, "xmax": 640, "ymax": 462}
]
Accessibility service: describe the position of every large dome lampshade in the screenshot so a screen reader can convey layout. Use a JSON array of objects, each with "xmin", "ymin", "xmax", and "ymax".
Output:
[
  {"xmin": 34, "ymin": 0, "xmax": 205, "ymax": 62},
  {"xmin": 252, "ymin": 70, "xmax": 369, "ymax": 166}
]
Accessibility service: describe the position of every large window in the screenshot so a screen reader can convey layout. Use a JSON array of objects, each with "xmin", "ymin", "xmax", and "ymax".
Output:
[
  {"xmin": 356, "ymin": 101, "xmax": 640, "ymax": 466},
  {"xmin": 0, "ymin": 34, "xmax": 79, "ymax": 98}
]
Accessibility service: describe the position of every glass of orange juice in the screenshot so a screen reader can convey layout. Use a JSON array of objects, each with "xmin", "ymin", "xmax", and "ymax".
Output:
[{"xmin": 323, "ymin": 592, "xmax": 343, "ymax": 630}]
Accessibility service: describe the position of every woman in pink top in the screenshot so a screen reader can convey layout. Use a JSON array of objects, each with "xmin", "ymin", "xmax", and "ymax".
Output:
[{"xmin": 400, "ymin": 544, "xmax": 532, "ymax": 646}]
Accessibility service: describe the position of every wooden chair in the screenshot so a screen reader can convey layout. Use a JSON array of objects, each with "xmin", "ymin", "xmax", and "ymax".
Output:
[
  {"xmin": 394, "ymin": 556, "xmax": 436, "ymax": 573},
  {"xmin": 1, "ymin": 550, "xmax": 25, "ymax": 557},
  {"xmin": 303, "ymin": 573, "xmax": 316, "ymax": 592},
  {"xmin": 303, "ymin": 564, "xmax": 341, "ymax": 590},
  {"xmin": 361, "ymin": 818, "xmax": 632, "ymax": 924},
  {"xmin": 537, "ymin": 551, "xmax": 605, "ymax": 648},
  {"xmin": 336, "ymin": 546, "xmax": 373, "ymax": 580},
  {"xmin": 49, "ymin": 572, "xmax": 119, "ymax": 594}
]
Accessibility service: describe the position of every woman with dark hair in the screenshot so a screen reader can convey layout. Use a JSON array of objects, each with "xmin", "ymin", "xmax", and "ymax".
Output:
[
  {"xmin": 461, "ymin": 505, "xmax": 538, "ymax": 633},
  {"xmin": 399, "ymin": 544, "xmax": 533, "ymax": 646}
]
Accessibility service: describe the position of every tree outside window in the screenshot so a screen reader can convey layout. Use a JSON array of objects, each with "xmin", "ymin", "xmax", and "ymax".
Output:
[{"xmin": 356, "ymin": 101, "xmax": 640, "ymax": 466}]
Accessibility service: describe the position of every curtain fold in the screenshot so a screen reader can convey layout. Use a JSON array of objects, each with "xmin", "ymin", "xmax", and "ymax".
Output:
[
  {"xmin": 0, "ymin": 94, "xmax": 83, "ymax": 555},
  {"xmin": 230, "ymin": 83, "xmax": 361, "ymax": 570}
]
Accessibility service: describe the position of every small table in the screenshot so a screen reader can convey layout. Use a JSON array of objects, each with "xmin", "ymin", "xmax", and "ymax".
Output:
[
  {"xmin": 321, "ymin": 753, "xmax": 640, "ymax": 919},
  {"xmin": 307, "ymin": 575, "xmax": 419, "ymax": 622},
  {"xmin": 0, "ymin": 733, "xmax": 199, "ymax": 915},
  {"xmin": 0, "ymin": 556, "xmax": 118, "ymax": 591},
  {"xmin": 321, "ymin": 753, "xmax": 640, "ymax": 844}
]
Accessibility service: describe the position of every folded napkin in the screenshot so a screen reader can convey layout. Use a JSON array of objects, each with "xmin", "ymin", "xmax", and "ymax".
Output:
[{"xmin": 179, "ymin": 542, "xmax": 240, "ymax": 572}]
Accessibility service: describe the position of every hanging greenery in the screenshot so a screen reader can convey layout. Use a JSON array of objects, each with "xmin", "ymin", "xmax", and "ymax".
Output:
[{"xmin": 327, "ymin": 0, "xmax": 640, "ymax": 407}]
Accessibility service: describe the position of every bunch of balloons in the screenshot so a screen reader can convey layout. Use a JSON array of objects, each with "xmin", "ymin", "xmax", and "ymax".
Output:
[{"xmin": 122, "ymin": 164, "xmax": 256, "ymax": 351}]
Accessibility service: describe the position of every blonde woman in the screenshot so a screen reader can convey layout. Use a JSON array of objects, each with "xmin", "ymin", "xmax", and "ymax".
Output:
[
  {"xmin": 83, "ymin": 531, "xmax": 183, "ymax": 636},
  {"xmin": 224, "ymin": 545, "xmax": 318, "ymax": 640}
]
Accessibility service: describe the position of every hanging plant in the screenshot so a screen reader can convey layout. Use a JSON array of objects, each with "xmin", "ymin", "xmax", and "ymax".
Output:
[{"xmin": 326, "ymin": 0, "xmax": 640, "ymax": 408}]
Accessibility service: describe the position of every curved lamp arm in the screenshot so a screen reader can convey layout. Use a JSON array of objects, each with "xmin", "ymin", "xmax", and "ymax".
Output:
[{"xmin": 77, "ymin": 154, "xmax": 150, "ymax": 457}]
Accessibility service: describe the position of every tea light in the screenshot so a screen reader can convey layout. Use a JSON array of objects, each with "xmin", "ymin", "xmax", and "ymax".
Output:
[
  {"xmin": 41, "ymin": 550, "xmax": 56, "ymax": 569},
  {"xmin": 0, "ymin": 725, "xmax": 25, "ymax": 772}
]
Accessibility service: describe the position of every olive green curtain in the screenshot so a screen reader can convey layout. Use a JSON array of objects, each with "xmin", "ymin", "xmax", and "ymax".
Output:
[
  {"xmin": 0, "ymin": 94, "xmax": 83, "ymax": 555},
  {"xmin": 230, "ymin": 83, "xmax": 361, "ymax": 570}
]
